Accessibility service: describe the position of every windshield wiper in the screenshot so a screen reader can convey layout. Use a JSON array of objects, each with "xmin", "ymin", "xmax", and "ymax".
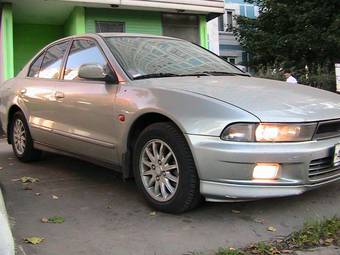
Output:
[
  {"xmin": 133, "ymin": 71, "xmax": 249, "ymax": 80},
  {"xmin": 133, "ymin": 73, "xmax": 181, "ymax": 80},
  {"xmin": 198, "ymin": 71, "xmax": 250, "ymax": 77}
]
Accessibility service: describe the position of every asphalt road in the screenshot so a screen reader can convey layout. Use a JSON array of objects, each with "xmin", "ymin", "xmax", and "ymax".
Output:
[{"xmin": 0, "ymin": 140, "xmax": 339, "ymax": 255}]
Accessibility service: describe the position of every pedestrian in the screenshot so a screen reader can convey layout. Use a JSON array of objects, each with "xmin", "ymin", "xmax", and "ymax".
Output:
[{"xmin": 283, "ymin": 69, "xmax": 298, "ymax": 84}]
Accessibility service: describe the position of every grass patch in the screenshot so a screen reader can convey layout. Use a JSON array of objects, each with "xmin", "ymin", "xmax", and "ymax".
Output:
[{"xmin": 216, "ymin": 216, "xmax": 340, "ymax": 255}]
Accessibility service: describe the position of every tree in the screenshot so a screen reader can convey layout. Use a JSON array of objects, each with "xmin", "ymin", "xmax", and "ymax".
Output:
[{"xmin": 234, "ymin": 0, "xmax": 340, "ymax": 75}]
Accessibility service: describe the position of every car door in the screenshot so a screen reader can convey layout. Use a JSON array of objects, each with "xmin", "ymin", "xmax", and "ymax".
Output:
[
  {"xmin": 23, "ymin": 40, "xmax": 70, "ymax": 146},
  {"xmin": 52, "ymin": 38, "xmax": 119, "ymax": 164}
]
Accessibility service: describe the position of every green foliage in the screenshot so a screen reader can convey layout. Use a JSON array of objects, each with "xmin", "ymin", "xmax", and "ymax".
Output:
[
  {"xmin": 234, "ymin": 0, "xmax": 340, "ymax": 88},
  {"xmin": 290, "ymin": 217, "xmax": 340, "ymax": 248},
  {"xmin": 47, "ymin": 216, "xmax": 65, "ymax": 224},
  {"xmin": 253, "ymin": 66, "xmax": 336, "ymax": 91},
  {"xmin": 253, "ymin": 67, "xmax": 284, "ymax": 81},
  {"xmin": 216, "ymin": 248, "xmax": 244, "ymax": 255},
  {"xmin": 299, "ymin": 68, "xmax": 336, "ymax": 92},
  {"xmin": 216, "ymin": 216, "xmax": 340, "ymax": 255}
]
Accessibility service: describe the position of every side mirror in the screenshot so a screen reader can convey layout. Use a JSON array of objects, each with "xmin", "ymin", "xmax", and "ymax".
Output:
[{"xmin": 78, "ymin": 64, "xmax": 118, "ymax": 84}]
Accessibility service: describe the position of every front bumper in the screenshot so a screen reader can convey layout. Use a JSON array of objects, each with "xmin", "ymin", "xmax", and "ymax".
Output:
[{"xmin": 186, "ymin": 134, "xmax": 340, "ymax": 201}]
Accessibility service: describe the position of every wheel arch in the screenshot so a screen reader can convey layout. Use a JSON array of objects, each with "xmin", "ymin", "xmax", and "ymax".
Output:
[
  {"xmin": 122, "ymin": 112, "xmax": 188, "ymax": 179},
  {"xmin": 7, "ymin": 105, "xmax": 24, "ymax": 144}
]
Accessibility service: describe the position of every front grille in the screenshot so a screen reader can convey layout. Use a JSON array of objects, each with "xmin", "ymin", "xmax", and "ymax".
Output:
[
  {"xmin": 309, "ymin": 157, "xmax": 340, "ymax": 181},
  {"xmin": 314, "ymin": 119, "xmax": 340, "ymax": 140}
]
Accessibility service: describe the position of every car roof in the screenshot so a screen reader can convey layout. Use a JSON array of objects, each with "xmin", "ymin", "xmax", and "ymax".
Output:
[
  {"xmin": 98, "ymin": 32, "xmax": 181, "ymax": 40},
  {"xmin": 44, "ymin": 33, "xmax": 183, "ymax": 49}
]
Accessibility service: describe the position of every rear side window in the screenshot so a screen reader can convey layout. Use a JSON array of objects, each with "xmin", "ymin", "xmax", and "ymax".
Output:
[
  {"xmin": 39, "ymin": 41, "xmax": 69, "ymax": 79},
  {"xmin": 63, "ymin": 39, "xmax": 108, "ymax": 80},
  {"xmin": 28, "ymin": 53, "xmax": 44, "ymax": 78}
]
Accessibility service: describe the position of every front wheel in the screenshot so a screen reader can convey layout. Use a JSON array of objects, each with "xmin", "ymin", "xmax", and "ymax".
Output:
[
  {"xmin": 133, "ymin": 122, "xmax": 201, "ymax": 213},
  {"xmin": 10, "ymin": 111, "xmax": 41, "ymax": 162}
]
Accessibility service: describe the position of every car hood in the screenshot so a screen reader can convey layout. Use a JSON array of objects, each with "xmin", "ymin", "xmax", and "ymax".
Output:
[{"xmin": 135, "ymin": 76, "xmax": 340, "ymax": 122}]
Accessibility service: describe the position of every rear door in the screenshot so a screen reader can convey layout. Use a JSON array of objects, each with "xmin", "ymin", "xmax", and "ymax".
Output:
[
  {"xmin": 52, "ymin": 39, "xmax": 119, "ymax": 164},
  {"xmin": 23, "ymin": 40, "xmax": 70, "ymax": 145}
]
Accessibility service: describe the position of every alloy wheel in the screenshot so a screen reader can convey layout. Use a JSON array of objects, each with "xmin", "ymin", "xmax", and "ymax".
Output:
[
  {"xmin": 13, "ymin": 119, "xmax": 26, "ymax": 155},
  {"xmin": 139, "ymin": 139, "xmax": 179, "ymax": 202}
]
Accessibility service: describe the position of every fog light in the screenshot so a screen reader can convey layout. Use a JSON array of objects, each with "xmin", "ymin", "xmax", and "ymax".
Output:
[{"xmin": 253, "ymin": 163, "xmax": 280, "ymax": 180}]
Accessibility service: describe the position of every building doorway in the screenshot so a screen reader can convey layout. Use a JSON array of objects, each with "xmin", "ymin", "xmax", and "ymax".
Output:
[{"xmin": 162, "ymin": 14, "xmax": 199, "ymax": 44}]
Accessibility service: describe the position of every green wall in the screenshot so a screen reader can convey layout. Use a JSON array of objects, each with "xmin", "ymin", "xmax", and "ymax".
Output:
[
  {"xmin": 199, "ymin": 15, "xmax": 208, "ymax": 49},
  {"xmin": 64, "ymin": 7, "xmax": 86, "ymax": 36},
  {"xmin": 85, "ymin": 8, "xmax": 208, "ymax": 47},
  {"xmin": 85, "ymin": 8, "xmax": 162, "ymax": 35},
  {"xmin": 13, "ymin": 23, "xmax": 64, "ymax": 74},
  {"xmin": 6, "ymin": 6, "xmax": 209, "ymax": 77},
  {"xmin": 1, "ymin": 3, "xmax": 14, "ymax": 80}
]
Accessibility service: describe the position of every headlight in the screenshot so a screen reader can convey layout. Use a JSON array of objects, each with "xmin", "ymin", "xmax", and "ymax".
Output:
[{"xmin": 221, "ymin": 123, "xmax": 317, "ymax": 142}]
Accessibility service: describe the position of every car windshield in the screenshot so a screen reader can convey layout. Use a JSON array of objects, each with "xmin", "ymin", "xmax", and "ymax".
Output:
[{"xmin": 105, "ymin": 36, "xmax": 245, "ymax": 79}]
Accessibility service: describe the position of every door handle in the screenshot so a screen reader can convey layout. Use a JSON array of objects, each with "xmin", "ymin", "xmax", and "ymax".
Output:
[{"xmin": 55, "ymin": 91, "xmax": 65, "ymax": 100}]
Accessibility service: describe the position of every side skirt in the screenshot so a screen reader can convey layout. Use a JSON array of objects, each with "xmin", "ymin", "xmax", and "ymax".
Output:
[{"xmin": 34, "ymin": 141, "xmax": 122, "ymax": 172}]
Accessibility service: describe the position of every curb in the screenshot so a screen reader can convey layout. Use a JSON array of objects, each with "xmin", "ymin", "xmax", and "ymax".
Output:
[{"xmin": 0, "ymin": 188, "xmax": 15, "ymax": 255}]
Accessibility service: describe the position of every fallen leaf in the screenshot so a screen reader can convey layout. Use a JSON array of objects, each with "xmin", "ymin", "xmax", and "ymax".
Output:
[
  {"xmin": 325, "ymin": 238, "xmax": 334, "ymax": 244},
  {"xmin": 24, "ymin": 237, "xmax": 44, "ymax": 245},
  {"xmin": 52, "ymin": 195, "xmax": 59, "ymax": 200},
  {"xmin": 47, "ymin": 216, "xmax": 65, "ymax": 224},
  {"xmin": 267, "ymin": 226, "xmax": 277, "ymax": 232},
  {"xmin": 35, "ymin": 193, "xmax": 41, "ymax": 196},
  {"xmin": 254, "ymin": 218, "xmax": 264, "ymax": 224},
  {"xmin": 149, "ymin": 211, "xmax": 157, "ymax": 216},
  {"xmin": 231, "ymin": 210, "xmax": 241, "ymax": 214},
  {"xmin": 20, "ymin": 177, "xmax": 39, "ymax": 183},
  {"xmin": 41, "ymin": 218, "xmax": 48, "ymax": 223}
]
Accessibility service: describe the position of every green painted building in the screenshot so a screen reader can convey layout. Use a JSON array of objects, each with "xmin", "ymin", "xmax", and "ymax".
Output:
[{"xmin": 0, "ymin": 0, "xmax": 224, "ymax": 83}]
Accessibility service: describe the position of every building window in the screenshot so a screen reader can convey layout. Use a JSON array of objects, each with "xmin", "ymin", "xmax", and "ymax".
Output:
[
  {"xmin": 226, "ymin": 11, "xmax": 233, "ymax": 32},
  {"xmin": 218, "ymin": 11, "xmax": 234, "ymax": 32},
  {"xmin": 228, "ymin": 57, "xmax": 236, "ymax": 64},
  {"xmin": 222, "ymin": 56, "xmax": 236, "ymax": 64},
  {"xmin": 95, "ymin": 21, "xmax": 125, "ymax": 33}
]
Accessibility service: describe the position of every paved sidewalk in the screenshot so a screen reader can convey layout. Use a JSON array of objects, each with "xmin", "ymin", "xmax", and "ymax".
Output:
[{"xmin": 0, "ymin": 140, "xmax": 339, "ymax": 255}]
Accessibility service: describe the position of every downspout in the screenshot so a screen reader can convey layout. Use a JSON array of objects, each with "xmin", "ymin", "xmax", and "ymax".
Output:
[{"xmin": 1, "ymin": 3, "xmax": 14, "ymax": 81}]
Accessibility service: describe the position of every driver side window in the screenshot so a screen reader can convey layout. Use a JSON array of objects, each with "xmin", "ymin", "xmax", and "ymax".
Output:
[{"xmin": 63, "ymin": 39, "xmax": 109, "ymax": 81}]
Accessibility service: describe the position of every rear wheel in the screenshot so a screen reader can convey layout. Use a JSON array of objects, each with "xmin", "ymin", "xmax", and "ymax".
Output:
[
  {"xmin": 10, "ymin": 111, "xmax": 41, "ymax": 162},
  {"xmin": 133, "ymin": 122, "xmax": 201, "ymax": 213}
]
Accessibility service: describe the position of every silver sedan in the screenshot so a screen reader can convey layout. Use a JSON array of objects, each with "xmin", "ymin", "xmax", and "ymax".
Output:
[{"xmin": 1, "ymin": 33, "xmax": 340, "ymax": 213}]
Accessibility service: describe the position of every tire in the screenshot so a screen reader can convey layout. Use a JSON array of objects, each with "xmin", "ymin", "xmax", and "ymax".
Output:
[
  {"xmin": 133, "ymin": 122, "xmax": 201, "ymax": 213},
  {"xmin": 10, "ymin": 111, "xmax": 41, "ymax": 162}
]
